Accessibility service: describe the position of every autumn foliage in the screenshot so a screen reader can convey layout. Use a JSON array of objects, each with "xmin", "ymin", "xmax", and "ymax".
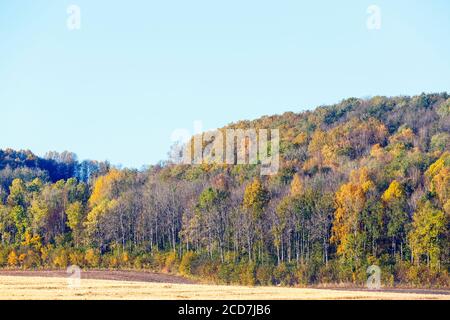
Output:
[{"xmin": 0, "ymin": 93, "xmax": 449, "ymax": 287}]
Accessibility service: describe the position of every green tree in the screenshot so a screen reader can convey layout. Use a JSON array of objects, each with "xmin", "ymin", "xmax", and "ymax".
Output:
[
  {"xmin": 382, "ymin": 180, "xmax": 409, "ymax": 258},
  {"xmin": 7, "ymin": 179, "xmax": 27, "ymax": 207},
  {"xmin": 66, "ymin": 201, "xmax": 84, "ymax": 247},
  {"xmin": 11, "ymin": 205, "xmax": 28, "ymax": 241},
  {"xmin": 408, "ymin": 201, "xmax": 446, "ymax": 270},
  {"xmin": 243, "ymin": 178, "xmax": 269, "ymax": 261}
]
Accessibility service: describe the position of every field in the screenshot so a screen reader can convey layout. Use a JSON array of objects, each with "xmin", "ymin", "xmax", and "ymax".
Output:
[{"xmin": 0, "ymin": 271, "xmax": 448, "ymax": 300}]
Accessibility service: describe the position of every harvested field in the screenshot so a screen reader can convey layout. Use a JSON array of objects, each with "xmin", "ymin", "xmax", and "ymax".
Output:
[{"xmin": 0, "ymin": 271, "xmax": 448, "ymax": 300}]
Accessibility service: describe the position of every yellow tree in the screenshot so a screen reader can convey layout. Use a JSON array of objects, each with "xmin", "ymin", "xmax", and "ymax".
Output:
[
  {"xmin": 21, "ymin": 230, "xmax": 41, "ymax": 250},
  {"xmin": 382, "ymin": 180, "xmax": 408, "ymax": 258},
  {"xmin": 426, "ymin": 152, "xmax": 450, "ymax": 215},
  {"xmin": 28, "ymin": 198, "xmax": 48, "ymax": 236},
  {"xmin": 331, "ymin": 168, "xmax": 374, "ymax": 268},
  {"xmin": 7, "ymin": 179, "xmax": 27, "ymax": 207},
  {"xmin": 304, "ymin": 130, "xmax": 327, "ymax": 172},
  {"xmin": 243, "ymin": 178, "xmax": 269, "ymax": 220},
  {"xmin": 408, "ymin": 201, "xmax": 446, "ymax": 270},
  {"xmin": 84, "ymin": 199, "xmax": 118, "ymax": 246},
  {"xmin": 7, "ymin": 251, "xmax": 18, "ymax": 267},
  {"xmin": 66, "ymin": 201, "xmax": 84, "ymax": 247},
  {"xmin": 88, "ymin": 169, "xmax": 124, "ymax": 207},
  {"xmin": 290, "ymin": 173, "xmax": 303, "ymax": 197},
  {"xmin": 243, "ymin": 178, "xmax": 269, "ymax": 261},
  {"xmin": 432, "ymin": 167, "xmax": 449, "ymax": 214},
  {"xmin": 85, "ymin": 169, "xmax": 125, "ymax": 247}
]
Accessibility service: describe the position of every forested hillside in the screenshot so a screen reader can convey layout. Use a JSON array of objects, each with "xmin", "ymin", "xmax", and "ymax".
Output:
[{"xmin": 1, "ymin": 93, "xmax": 449, "ymax": 287}]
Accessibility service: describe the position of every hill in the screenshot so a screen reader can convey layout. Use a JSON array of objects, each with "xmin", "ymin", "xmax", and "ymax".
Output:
[{"xmin": 0, "ymin": 92, "xmax": 449, "ymax": 287}]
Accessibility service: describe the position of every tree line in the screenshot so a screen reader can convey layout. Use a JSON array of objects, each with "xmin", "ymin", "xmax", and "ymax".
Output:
[{"xmin": 0, "ymin": 93, "xmax": 449, "ymax": 287}]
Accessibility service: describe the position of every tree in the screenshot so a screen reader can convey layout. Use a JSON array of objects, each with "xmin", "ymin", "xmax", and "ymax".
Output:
[
  {"xmin": 426, "ymin": 152, "xmax": 450, "ymax": 217},
  {"xmin": 89, "ymin": 169, "xmax": 124, "ymax": 207},
  {"xmin": 309, "ymin": 191, "xmax": 334, "ymax": 265},
  {"xmin": 66, "ymin": 201, "xmax": 84, "ymax": 247},
  {"xmin": 11, "ymin": 206, "xmax": 28, "ymax": 242},
  {"xmin": 28, "ymin": 198, "xmax": 48, "ymax": 237},
  {"xmin": 0, "ymin": 204, "xmax": 14, "ymax": 245},
  {"xmin": 408, "ymin": 201, "xmax": 446, "ymax": 270},
  {"xmin": 243, "ymin": 178, "xmax": 269, "ymax": 219},
  {"xmin": 0, "ymin": 92, "xmax": 449, "ymax": 286},
  {"xmin": 7, "ymin": 251, "xmax": 18, "ymax": 267},
  {"xmin": 290, "ymin": 173, "xmax": 303, "ymax": 197},
  {"xmin": 84, "ymin": 199, "xmax": 118, "ymax": 248},
  {"xmin": 382, "ymin": 180, "xmax": 409, "ymax": 258},
  {"xmin": 243, "ymin": 178, "xmax": 269, "ymax": 261},
  {"xmin": 273, "ymin": 196, "xmax": 293, "ymax": 265},
  {"xmin": 195, "ymin": 187, "xmax": 230, "ymax": 261},
  {"xmin": 331, "ymin": 168, "xmax": 374, "ymax": 268},
  {"xmin": 7, "ymin": 179, "xmax": 27, "ymax": 207}
]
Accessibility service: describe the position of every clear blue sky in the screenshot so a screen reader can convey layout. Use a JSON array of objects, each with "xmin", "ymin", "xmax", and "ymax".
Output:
[{"xmin": 1, "ymin": 0, "xmax": 449, "ymax": 168}]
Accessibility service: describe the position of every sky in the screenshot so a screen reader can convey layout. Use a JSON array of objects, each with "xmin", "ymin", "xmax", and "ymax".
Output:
[{"xmin": 0, "ymin": 0, "xmax": 449, "ymax": 168}]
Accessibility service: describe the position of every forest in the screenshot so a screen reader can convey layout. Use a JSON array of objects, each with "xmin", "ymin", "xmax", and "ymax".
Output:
[{"xmin": 0, "ymin": 93, "xmax": 449, "ymax": 287}]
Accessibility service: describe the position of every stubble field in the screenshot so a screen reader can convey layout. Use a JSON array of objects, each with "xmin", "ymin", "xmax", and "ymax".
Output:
[{"xmin": 0, "ymin": 270, "xmax": 448, "ymax": 300}]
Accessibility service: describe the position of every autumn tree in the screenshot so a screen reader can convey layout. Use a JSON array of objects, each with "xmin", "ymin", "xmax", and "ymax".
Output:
[
  {"xmin": 331, "ymin": 168, "xmax": 375, "ymax": 269},
  {"xmin": 274, "ymin": 196, "xmax": 293, "ymax": 265},
  {"xmin": 408, "ymin": 201, "xmax": 446, "ymax": 270},
  {"xmin": 66, "ymin": 201, "xmax": 84, "ymax": 247},
  {"xmin": 382, "ymin": 180, "xmax": 409, "ymax": 258},
  {"xmin": 0, "ymin": 93, "xmax": 449, "ymax": 285},
  {"xmin": 194, "ymin": 187, "xmax": 230, "ymax": 261},
  {"xmin": 427, "ymin": 152, "xmax": 450, "ymax": 215},
  {"xmin": 243, "ymin": 178, "xmax": 269, "ymax": 261}
]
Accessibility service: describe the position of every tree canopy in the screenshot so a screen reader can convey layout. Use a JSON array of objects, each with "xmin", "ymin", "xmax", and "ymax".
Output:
[{"xmin": 0, "ymin": 93, "xmax": 448, "ymax": 287}]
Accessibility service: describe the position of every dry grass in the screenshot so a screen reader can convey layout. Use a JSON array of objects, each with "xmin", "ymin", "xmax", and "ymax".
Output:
[{"xmin": 0, "ymin": 275, "xmax": 449, "ymax": 300}]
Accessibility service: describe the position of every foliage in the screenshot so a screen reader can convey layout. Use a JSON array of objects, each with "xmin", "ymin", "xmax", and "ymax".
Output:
[{"xmin": 0, "ymin": 93, "xmax": 449, "ymax": 287}]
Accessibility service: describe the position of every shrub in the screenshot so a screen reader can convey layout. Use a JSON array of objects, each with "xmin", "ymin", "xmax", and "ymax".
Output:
[
  {"xmin": 23, "ymin": 250, "xmax": 41, "ymax": 269},
  {"xmin": 105, "ymin": 255, "xmax": 119, "ymax": 269},
  {"xmin": 409, "ymin": 266, "xmax": 447, "ymax": 287},
  {"xmin": 406, "ymin": 265, "xmax": 421, "ymax": 286},
  {"xmin": 179, "ymin": 251, "xmax": 198, "ymax": 276},
  {"xmin": 18, "ymin": 253, "xmax": 27, "ymax": 267},
  {"xmin": 274, "ymin": 262, "xmax": 296, "ymax": 286},
  {"xmin": 217, "ymin": 262, "xmax": 235, "ymax": 284},
  {"xmin": 0, "ymin": 247, "xmax": 9, "ymax": 267},
  {"xmin": 133, "ymin": 256, "xmax": 143, "ymax": 269},
  {"xmin": 195, "ymin": 258, "xmax": 217, "ymax": 281},
  {"xmin": 52, "ymin": 249, "xmax": 68, "ymax": 268},
  {"xmin": 354, "ymin": 266, "xmax": 370, "ymax": 286},
  {"xmin": 40, "ymin": 245, "xmax": 53, "ymax": 266},
  {"xmin": 122, "ymin": 251, "xmax": 131, "ymax": 267},
  {"xmin": 7, "ymin": 251, "xmax": 18, "ymax": 267},
  {"xmin": 317, "ymin": 261, "xmax": 340, "ymax": 284},
  {"xmin": 256, "ymin": 264, "xmax": 274, "ymax": 286},
  {"xmin": 393, "ymin": 260, "xmax": 411, "ymax": 284},
  {"xmin": 164, "ymin": 251, "xmax": 179, "ymax": 273},
  {"xmin": 69, "ymin": 250, "xmax": 85, "ymax": 267},
  {"xmin": 133, "ymin": 253, "xmax": 153, "ymax": 269},
  {"xmin": 435, "ymin": 270, "xmax": 450, "ymax": 288},
  {"xmin": 153, "ymin": 251, "xmax": 167, "ymax": 270},
  {"xmin": 295, "ymin": 263, "xmax": 309, "ymax": 286},
  {"xmin": 84, "ymin": 248, "xmax": 100, "ymax": 268},
  {"xmin": 239, "ymin": 261, "xmax": 256, "ymax": 286}
]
